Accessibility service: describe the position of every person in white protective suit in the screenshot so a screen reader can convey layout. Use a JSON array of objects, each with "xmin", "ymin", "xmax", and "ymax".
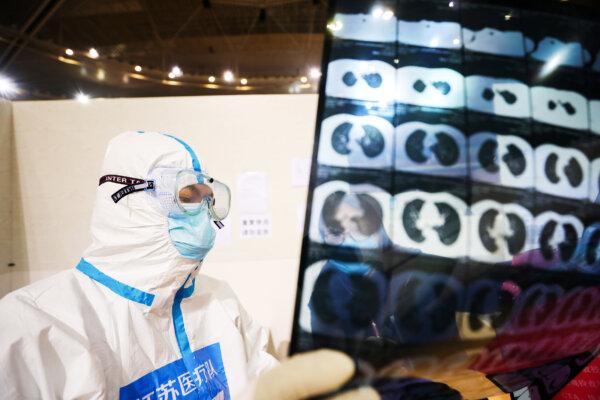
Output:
[{"xmin": 0, "ymin": 131, "xmax": 379, "ymax": 400}]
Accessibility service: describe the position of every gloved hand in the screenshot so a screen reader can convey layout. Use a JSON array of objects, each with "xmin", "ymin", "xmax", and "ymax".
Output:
[{"xmin": 252, "ymin": 349, "xmax": 380, "ymax": 400}]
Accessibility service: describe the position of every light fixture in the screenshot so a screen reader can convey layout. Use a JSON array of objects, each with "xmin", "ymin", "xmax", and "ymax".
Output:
[
  {"xmin": 453, "ymin": 38, "xmax": 461, "ymax": 45},
  {"xmin": 382, "ymin": 9, "xmax": 394, "ymax": 20},
  {"xmin": 223, "ymin": 70, "xmax": 234, "ymax": 82},
  {"xmin": 65, "ymin": 48, "xmax": 74, "ymax": 56},
  {"xmin": 288, "ymin": 83, "xmax": 301, "ymax": 94},
  {"xmin": 504, "ymin": 12, "xmax": 512, "ymax": 21},
  {"xmin": 326, "ymin": 20, "xmax": 343, "ymax": 32},
  {"xmin": 240, "ymin": 78, "xmax": 248, "ymax": 85},
  {"xmin": 371, "ymin": 7, "xmax": 384, "ymax": 18},
  {"xmin": 134, "ymin": 65, "xmax": 142, "ymax": 72},
  {"xmin": 208, "ymin": 75, "xmax": 216, "ymax": 83},
  {"xmin": 96, "ymin": 69, "xmax": 106, "ymax": 81},
  {"xmin": 393, "ymin": 58, "xmax": 400, "ymax": 64},
  {"xmin": 170, "ymin": 66, "xmax": 183, "ymax": 78},
  {"xmin": 58, "ymin": 56, "xmax": 82, "ymax": 66},
  {"xmin": 309, "ymin": 67, "xmax": 321, "ymax": 79},
  {"xmin": 75, "ymin": 92, "xmax": 90, "ymax": 104},
  {"xmin": 88, "ymin": 48, "xmax": 99, "ymax": 59},
  {"xmin": 449, "ymin": 1, "xmax": 455, "ymax": 7},
  {"xmin": 300, "ymin": 76, "xmax": 308, "ymax": 83},
  {"xmin": 0, "ymin": 75, "xmax": 18, "ymax": 97}
]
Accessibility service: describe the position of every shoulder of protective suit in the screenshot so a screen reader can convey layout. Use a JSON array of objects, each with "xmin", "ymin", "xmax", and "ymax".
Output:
[
  {"xmin": 0, "ymin": 269, "xmax": 106, "ymax": 342},
  {"xmin": 1, "ymin": 269, "xmax": 83, "ymax": 305},
  {"xmin": 0, "ymin": 271, "xmax": 109, "ymax": 399},
  {"xmin": 0, "ymin": 271, "xmax": 87, "ymax": 353}
]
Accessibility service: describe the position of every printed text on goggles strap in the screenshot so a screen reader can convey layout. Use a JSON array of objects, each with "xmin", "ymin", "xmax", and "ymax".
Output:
[{"xmin": 99, "ymin": 175, "xmax": 155, "ymax": 203}]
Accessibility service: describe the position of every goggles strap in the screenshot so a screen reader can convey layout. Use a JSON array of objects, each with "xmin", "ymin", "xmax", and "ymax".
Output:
[
  {"xmin": 99, "ymin": 174, "xmax": 146, "ymax": 186},
  {"xmin": 99, "ymin": 174, "xmax": 155, "ymax": 204},
  {"xmin": 214, "ymin": 220, "xmax": 225, "ymax": 229}
]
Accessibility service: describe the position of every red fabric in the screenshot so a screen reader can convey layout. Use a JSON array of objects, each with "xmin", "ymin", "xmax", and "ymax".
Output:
[{"xmin": 554, "ymin": 355, "xmax": 600, "ymax": 400}]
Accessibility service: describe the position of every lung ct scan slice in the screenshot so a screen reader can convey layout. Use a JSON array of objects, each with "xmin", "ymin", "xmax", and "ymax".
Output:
[
  {"xmin": 318, "ymin": 114, "xmax": 394, "ymax": 170},
  {"xmin": 395, "ymin": 121, "xmax": 467, "ymax": 177}
]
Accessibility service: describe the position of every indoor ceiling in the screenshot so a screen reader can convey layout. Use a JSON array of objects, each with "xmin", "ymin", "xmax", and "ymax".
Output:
[
  {"xmin": 1, "ymin": 0, "xmax": 599, "ymax": 100},
  {"xmin": 0, "ymin": 0, "xmax": 327, "ymax": 99}
]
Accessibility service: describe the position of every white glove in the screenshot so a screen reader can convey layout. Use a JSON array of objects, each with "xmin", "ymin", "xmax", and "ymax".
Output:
[{"xmin": 252, "ymin": 349, "xmax": 380, "ymax": 400}]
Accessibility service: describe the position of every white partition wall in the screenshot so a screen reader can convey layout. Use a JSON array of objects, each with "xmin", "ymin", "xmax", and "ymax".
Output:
[{"xmin": 6, "ymin": 94, "xmax": 318, "ymax": 357}]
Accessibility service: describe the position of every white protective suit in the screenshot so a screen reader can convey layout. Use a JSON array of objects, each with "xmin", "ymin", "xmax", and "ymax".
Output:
[{"xmin": 0, "ymin": 131, "xmax": 277, "ymax": 400}]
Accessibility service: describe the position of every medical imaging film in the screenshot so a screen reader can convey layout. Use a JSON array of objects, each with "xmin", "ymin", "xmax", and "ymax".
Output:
[{"xmin": 291, "ymin": 0, "xmax": 600, "ymax": 398}]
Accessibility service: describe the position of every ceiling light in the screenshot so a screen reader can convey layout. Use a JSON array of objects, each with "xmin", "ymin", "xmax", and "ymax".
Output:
[
  {"xmin": 134, "ymin": 65, "xmax": 142, "ymax": 72},
  {"xmin": 300, "ymin": 76, "xmax": 308, "ymax": 83},
  {"xmin": 75, "ymin": 92, "xmax": 90, "ymax": 104},
  {"xmin": 0, "ymin": 75, "xmax": 18, "ymax": 97},
  {"xmin": 289, "ymin": 84, "xmax": 301, "ymax": 94},
  {"xmin": 88, "ymin": 48, "xmax": 99, "ymax": 59},
  {"xmin": 240, "ymin": 78, "xmax": 248, "ymax": 85},
  {"xmin": 309, "ymin": 67, "xmax": 321, "ymax": 79},
  {"xmin": 223, "ymin": 70, "xmax": 234, "ymax": 82},
  {"xmin": 453, "ymin": 38, "xmax": 461, "ymax": 45},
  {"xmin": 96, "ymin": 69, "xmax": 105, "ymax": 80},
  {"xmin": 327, "ymin": 20, "xmax": 343, "ymax": 32},
  {"xmin": 65, "ymin": 48, "xmax": 74, "ymax": 56},
  {"xmin": 371, "ymin": 7, "xmax": 384, "ymax": 19},
  {"xmin": 168, "ymin": 72, "xmax": 176, "ymax": 79},
  {"xmin": 382, "ymin": 10, "xmax": 394, "ymax": 20},
  {"xmin": 504, "ymin": 13, "xmax": 512, "ymax": 21},
  {"xmin": 449, "ymin": 1, "xmax": 455, "ymax": 7},
  {"xmin": 208, "ymin": 75, "xmax": 216, "ymax": 83},
  {"xmin": 170, "ymin": 66, "xmax": 182, "ymax": 78}
]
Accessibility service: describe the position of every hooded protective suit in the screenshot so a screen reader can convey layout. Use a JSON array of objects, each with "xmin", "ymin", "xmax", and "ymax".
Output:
[{"xmin": 0, "ymin": 131, "xmax": 277, "ymax": 399}]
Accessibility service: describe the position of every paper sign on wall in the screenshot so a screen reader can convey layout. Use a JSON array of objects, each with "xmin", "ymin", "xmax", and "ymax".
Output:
[
  {"xmin": 237, "ymin": 172, "xmax": 269, "ymax": 214},
  {"xmin": 240, "ymin": 214, "xmax": 271, "ymax": 238}
]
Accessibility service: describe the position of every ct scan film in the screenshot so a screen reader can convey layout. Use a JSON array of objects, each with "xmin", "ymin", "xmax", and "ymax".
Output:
[{"xmin": 291, "ymin": 0, "xmax": 600, "ymax": 398}]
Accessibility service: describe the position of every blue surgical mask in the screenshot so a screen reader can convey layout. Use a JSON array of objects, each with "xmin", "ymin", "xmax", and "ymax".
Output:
[{"xmin": 168, "ymin": 209, "xmax": 216, "ymax": 260}]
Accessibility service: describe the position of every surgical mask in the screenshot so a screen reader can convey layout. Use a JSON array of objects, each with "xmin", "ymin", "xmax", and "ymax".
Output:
[{"xmin": 168, "ymin": 208, "xmax": 216, "ymax": 260}]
